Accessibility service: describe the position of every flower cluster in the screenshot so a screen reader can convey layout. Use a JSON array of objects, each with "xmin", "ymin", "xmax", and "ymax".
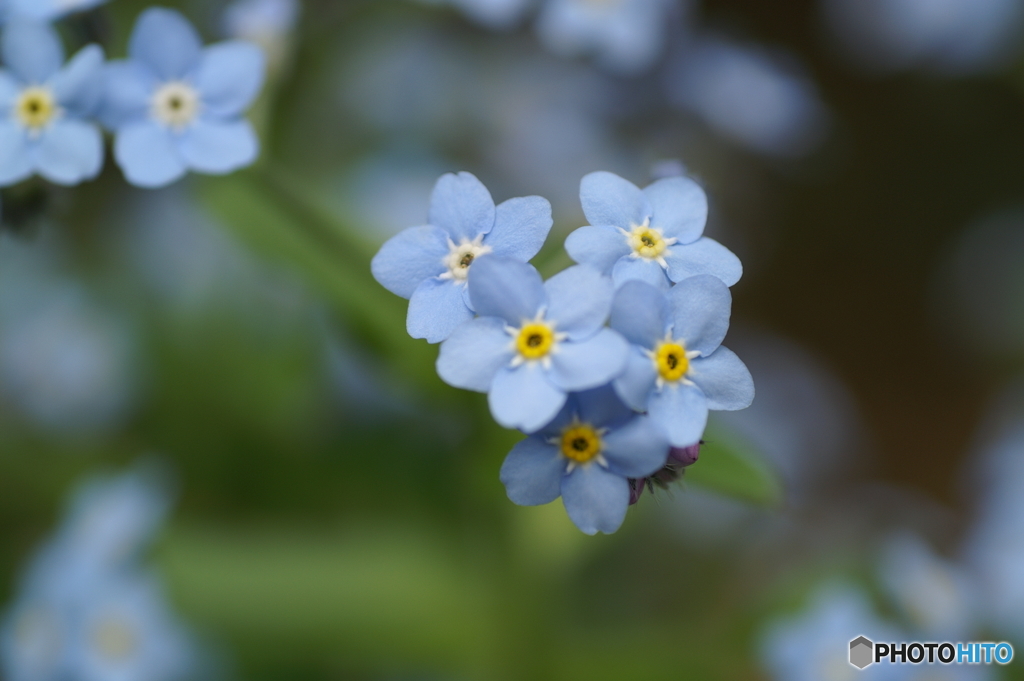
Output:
[
  {"xmin": 372, "ymin": 169, "xmax": 754, "ymax": 534},
  {"xmin": 0, "ymin": 4, "xmax": 264, "ymax": 192}
]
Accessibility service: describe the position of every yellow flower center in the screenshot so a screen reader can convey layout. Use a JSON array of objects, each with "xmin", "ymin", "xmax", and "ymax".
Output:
[
  {"xmin": 560, "ymin": 423, "xmax": 602, "ymax": 463},
  {"xmin": 93, "ymin": 618, "xmax": 137, "ymax": 660},
  {"xmin": 655, "ymin": 342, "xmax": 689, "ymax": 382},
  {"xmin": 516, "ymin": 323, "xmax": 555, "ymax": 360},
  {"xmin": 628, "ymin": 224, "xmax": 668, "ymax": 260},
  {"xmin": 15, "ymin": 87, "xmax": 58, "ymax": 130},
  {"xmin": 151, "ymin": 81, "xmax": 201, "ymax": 130}
]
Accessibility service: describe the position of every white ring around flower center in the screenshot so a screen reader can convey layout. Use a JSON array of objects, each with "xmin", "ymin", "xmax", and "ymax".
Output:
[
  {"xmin": 619, "ymin": 217, "xmax": 678, "ymax": 269},
  {"xmin": 440, "ymin": 235, "xmax": 492, "ymax": 281},
  {"xmin": 150, "ymin": 81, "xmax": 201, "ymax": 130}
]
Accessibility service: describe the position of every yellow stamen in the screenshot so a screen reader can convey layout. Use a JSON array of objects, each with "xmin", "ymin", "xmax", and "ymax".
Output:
[
  {"xmin": 655, "ymin": 342, "xmax": 689, "ymax": 382},
  {"xmin": 15, "ymin": 87, "xmax": 57, "ymax": 130},
  {"xmin": 628, "ymin": 225, "xmax": 668, "ymax": 259},
  {"xmin": 516, "ymin": 322, "xmax": 555, "ymax": 360},
  {"xmin": 560, "ymin": 423, "xmax": 602, "ymax": 463}
]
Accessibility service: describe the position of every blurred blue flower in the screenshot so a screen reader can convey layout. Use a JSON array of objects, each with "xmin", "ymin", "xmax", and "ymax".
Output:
[
  {"xmin": 437, "ymin": 257, "xmax": 629, "ymax": 432},
  {"xmin": 6, "ymin": 0, "xmax": 107, "ymax": 21},
  {"xmin": 609, "ymin": 278, "xmax": 753, "ymax": 447},
  {"xmin": 416, "ymin": 0, "xmax": 533, "ymax": 30},
  {"xmin": 499, "ymin": 385, "xmax": 669, "ymax": 534},
  {"xmin": 371, "ymin": 172, "xmax": 553, "ymax": 343},
  {"xmin": 0, "ymin": 21, "xmax": 104, "ymax": 187},
  {"xmin": 223, "ymin": 0, "xmax": 299, "ymax": 70},
  {"xmin": 101, "ymin": 7, "xmax": 265, "ymax": 188},
  {"xmin": 565, "ymin": 171, "xmax": 742, "ymax": 290}
]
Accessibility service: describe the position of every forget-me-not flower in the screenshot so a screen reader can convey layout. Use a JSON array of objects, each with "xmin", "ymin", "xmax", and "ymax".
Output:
[
  {"xmin": 100, "ymin": 7, "xmax": 265, "ymax": 188},
  {"xmin": 609, "ymin": 277, "xmax": 753, "ymax": 447},
  {"xmin": 437, "ymin": 256, "xmax": 629, "ymax": 432},
  {"xmin": 500, "ymin": 385, "xmax": 669, "ymax": 534},
  {"xmin": 6, "ymin": 0, "xmax": 108, "ymax": 22},
  {"xmin": 565, "ymin": 171, "xmax": 742, "ymax": 290},
  {"xmin": 372, "ymin": 172, "xmax": 553, "ymax": 343},
  {"xmin": 0, "ymin": 20, "xmax": 105, "ymax": 187}
]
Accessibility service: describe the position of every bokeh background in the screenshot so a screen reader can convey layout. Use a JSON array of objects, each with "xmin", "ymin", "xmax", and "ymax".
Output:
[{"xmin": 3, "ymin": 0, "xmax": 1024, "ymax": 679}]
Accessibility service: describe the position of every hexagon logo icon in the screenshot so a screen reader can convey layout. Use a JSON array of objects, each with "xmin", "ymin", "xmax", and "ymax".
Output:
[{"xmin": 850, "ymin": 636, "xmax": 874, "ymax": 669}]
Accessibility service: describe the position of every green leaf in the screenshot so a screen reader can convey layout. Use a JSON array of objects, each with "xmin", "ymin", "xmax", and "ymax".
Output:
[{"xmin": 685, "ymin": 418, "xmax": 783, "ymax": 506}]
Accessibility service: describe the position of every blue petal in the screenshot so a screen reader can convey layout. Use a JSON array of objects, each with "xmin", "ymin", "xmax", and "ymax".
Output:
[
  {"xmin": 427, "ymin": 171, "xmax": 496, "ymax": 243},
  {"xmin": 612, "ymin": 346, "xmax": 657, "ymax": 412},
  {"xmin": 31, "ymin": 119, "xmax": 103, "ymax": 185},
  {"xmin": 2, "ymin": 20, "xmax": 64, "ymax": 84},
  {"xmin": 483, "ymin": 196, "xmax": 552, "ymax": 262},
  {"xmin": 665, "ymin": 274, "xmax": 731, "ymax": 356},
  {"xmin": 602, "ymin": 415, "xmax": 670, "ymax": 478},
  {"xmin": 0, "ymin": 72, "xmax": 18, "ymax": 109},
  {"xmin": 611, "ymin": 256, "xmax": 670, "ymax": 290},
  {"xmin": 543, "ymin": 265, "xmax": 613, "ymax": 340},
  {"xmin": 548, "ymin": 328, "xmax": 628, "ymax": 392},
  {"xmin": 0, "ymin": 122, "xmax": 31, "ymax": 185},
  {"xmin": 564, "ymin": 224, "xmax": 630, "ymax": 274},
  {"xmin": 647, "ymin": 382, "xmax": 708, "ymax": 447},
  {"xmin": 98, "ymin": 60, "xmax": 153, "ymax": 129},
  {"xmin": 406, "ymin": 278, "xmax": 473, "ymax": 344},
  {"xmin": 688, "ymin": 347, "xmax": 754, "ymax": 411},
  {"xmin": 580, "ymin": 171, "xmax": 652, "ymax": 230},
  {"xmin": 573, "ymin": 384, "xmax": 634, "ymax": 429},
  {"xmin": 194, "ymin": 41, "xmax": 265, "ymax": 118},
  {"xmin": 499, "ymin": 437, "xmax": 565, "ymax": 506},
  {"xmin": 114, "ymin": 121, "xmax": 187, "ymax": 188},
  {"xmin": 664, "ymin": 237, "xmax": 743, "ymax": 287},
  {"xmin": 643, "ymin": 176, "xmax": 708, "ymax": 244},
  {"xmin": 436, "ymin": 317, "xmax": 514, "ymax": 392},
  {"xmin": 128, "ymin": 8, "xmax": 203, "ymax": 81},
  {"xmin": 370, "ymin": 225, "xmax": 449, "ymax": 298},
  {"xmin": 177, "ymin": 119, "xmax": 258, "ymax": 174},
  {"xmin": 468, "ymin": 256, "xmax": 545, "ymax": 326},
  {"xmin": 50, "ymin": 45, "xmax": 104, "ymax": 117},
  {"xmin": 610, "ymin": 279, "xmax": 667, "ymax": 349},
  {"xmin": 489, "ymin": 365, "xmax": 566, "ymax": 432},
  {"xmin": 560, "ymin": 464, "xmax": 629, "ymax": 535}
]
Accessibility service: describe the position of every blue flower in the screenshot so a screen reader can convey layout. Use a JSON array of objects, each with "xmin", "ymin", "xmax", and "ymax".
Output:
[
  {"xmin": 437, "ymin": 256, "xmax": 629, "ymax": 432},
  {"xmin": 100, "ymin": 7, "xmax": 265, "ymax": 188},
  {"xmin": 0, "ymin": 21, "xmax": 105, "ymax": 187},
  {"xmin": 6, "ymin": 0, "xmax": 107, "ymax": 22},
  {"xmin": 565, "ymin": 171, "xmax": 742, "ymax": 290},
  {"xmin": 499, "ymin": 385, "xmax": 669, "ymax": 534},
  {"xmin": 371, "ymin": 172, "xmax": 553, "ymax": 343},
  {"xmin": 609, "ymin": 277, "xmax": 753, "ymax": 447},
  {"xmin": 417, "ymin": 0, "xmax": 532, "ymax": 30}
]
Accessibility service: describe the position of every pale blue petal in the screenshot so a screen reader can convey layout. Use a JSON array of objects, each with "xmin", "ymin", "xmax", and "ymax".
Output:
[
  {"xmin": 647, "ymin": 383, "xmax": 708, "ymax": 447},
  {"xmin": 664, "ymin": 237, "xmax": 743, "ymax": 287},
  {"xmin": 468, "ymin": 256, "xmax": 545, "ymax": 326},
  {"xmin": 612, "ymin": 346, "xmax": 657, "ymax": 411},
  {"xmin": 128, "ymin": 8, "xmax": 203, "ymax": 81},
  {"xmin": 564, "ymin": 224, "xmax": 630, "ymax": 273},
  {"xmin": 483, "ymin": 196, "xmax": 552, "ymax": 261},
  {"xmin": 0, "ymin": 72, "xmax": 19, "ymax": 109},
  {"xmin": 688, "ymin": 347, "xmax": 754, "ymax": 411},
  {"xmin": 370, "ymin": 225, "xmax": 449, "ymax": 298},
  {"xmin": 548, "ymin": 328, "xmax": 628, "ymax": 392},
  {"xmin": 428, "ymin": 171, "xmax": 496, "ymax": 243},
  {"xmin": 194, "ymin": 41, "xmax": 265, "ymax": 118},
  {"xmin": 31, "ymin": 119, "xmax": 103, "ymax": 185},
  {"xmin": 489, "ymin": 365, "xmax": 566, "ymax": 432},
  {"xmin": 499, "ymin": 437, "xmax": 565, "ymax": 506},
  {"xmin": 602, "ymin": 416, "xmax": 670, "ymax": 478},
  {"xmin": 406, "ymin": 278, "xmax": 473, "ymax": 344},
  {"xmin": 544, "ymin": 265, "xmax": 613, "ymax": 340},
  {"xmin": 573, "ymin": 384, "xmax": 633, "ymax": 429},
  {"xmin": 99, "ymin": 61, "xmax": 154, "ymax": 129},
  {"xmin": 580, "ymin": 171, "xmax": 651, "ymax": 230},
  {"xmin": 561, "ymin": 464, "xmax": 629, "ymax": 535},
  {"xmin": 0, "ymin": 122, "xmax": 31, "ymax": 185},
  {"xmin": 50, "ymin": 45, "xmax": 104, "ymax": 116},
  {"xmin": 643, "ymin": 176, "xmax": 708, "ymax": 243},
  {"xmin": 536, "ymin": 398, "xmax": 577, "ymax": 439},
  {"xmin": 177, "ymin": 119, "xmax": 258, "ymax": 174},
  {"xmin": 665, "ymin": 274, "xmax": 732, "ymax": 356},
  {"xmin": 436, "ymin": 317, "xmax": 514, "ymax": 392},
  {"xmin": 114, "ymin": 121, "xmax": 187, "ymax": 188},
  {"xmin": 612, "ymin": 256, "xmax": 670, "ymax": 290},
  {"xmin": 1, "ymin": 20, "xmax": 64, "ymax": 84},
  {"xmin": 609, "ymin": 280, "xmax": 667, "ymax": 349}
]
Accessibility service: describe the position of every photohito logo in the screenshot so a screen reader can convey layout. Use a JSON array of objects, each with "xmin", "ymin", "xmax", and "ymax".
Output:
[{"xmin": 848, "ymin": 637, "xmax": 1014, "ymax": 670}]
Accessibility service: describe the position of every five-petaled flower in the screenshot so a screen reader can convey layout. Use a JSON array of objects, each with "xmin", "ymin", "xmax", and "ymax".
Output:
[
  {"xmin": 372, "ymin": 172, "xmax": 553, "ymax": 343},
  {"xmin": 565, "ymin": 171, "xmax": 742, "ymax": 290}
]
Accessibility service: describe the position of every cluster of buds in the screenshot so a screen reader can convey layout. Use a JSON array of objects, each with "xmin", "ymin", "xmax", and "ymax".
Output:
[{"xmin": 629, "ymin": 442, "xmax": 702, "ymax": 505}]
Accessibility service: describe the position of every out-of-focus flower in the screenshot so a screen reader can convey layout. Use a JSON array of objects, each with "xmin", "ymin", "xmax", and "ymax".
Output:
[
  {"xmin": 609, "ymin": 278, "xmax": 753, "ymax": 447},
  {"xmin": 536, "ymin": 0, "xmax": 681, "ymax": 75},
  {"xmin": 665, "ymin": 38, "xmax": 829, "ymax": 158},
  {"xmin": 371, "ymin": 172, "xmax": 553, "ymax": 343},
  {"xmin": 6, "ymin": 0, "xmax": 107, "ymax": 21},
  {"xmin": 223, "ymin": 0, "xmax": 299, "ymax": 71},
  {"xmin": 565, "ymin": 172, "xmax": 742, "ymax": 290},
  {"xmin": 500, "ymin": 385, "xmax": 668, "ymax": 534},
  {"xmin": 821, "ymin": 0, "xmax": 1024, "ymax": 74},
  {"xmin": 0, "ymin": 21, "xmax": 105, "ymax": 186},
  {"xmin": 101, "ymin": 8, "xmax": 265, "ymax": 188},
  {"xmin": 416, "ymin": 0, "xmax": 533, "ymax": 30},
  {"xmin": 437, "ymin": 257, "xmax": 628, "ymax": 432}
]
